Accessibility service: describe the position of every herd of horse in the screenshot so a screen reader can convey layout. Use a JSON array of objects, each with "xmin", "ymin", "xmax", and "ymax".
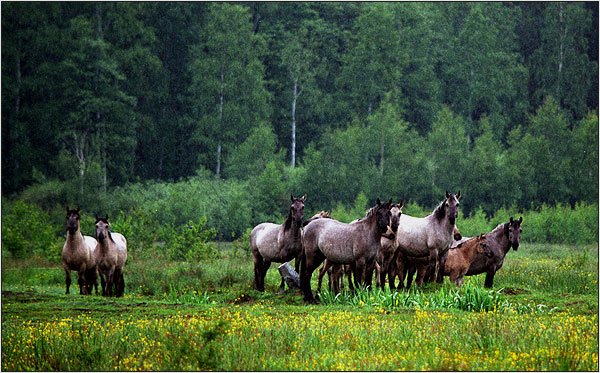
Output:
[
  {"xmin": 251, "ymin": 193, "xmax": 523, "ymax": 304},
  {"xmin": 61, "ymin": 191, "xmax": 523, "ymax": 303},
  {"xmin": 62, "ymin": 206, "xmax": 127, "ymax": 297}
]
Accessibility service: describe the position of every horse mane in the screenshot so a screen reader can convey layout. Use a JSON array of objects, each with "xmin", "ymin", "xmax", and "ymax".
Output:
[
  {"xmin": 283, "ymin": 211, "xmax": 293, "ymax": 231},
  {"xmin": 432, "ymin": 199, "xmax": 446, "ymax": 221}
]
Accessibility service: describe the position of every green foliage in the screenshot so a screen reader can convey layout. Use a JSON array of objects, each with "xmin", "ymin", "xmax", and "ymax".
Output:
[
  {"xmin": 110, "ymin": 208, "xmax": 159, "ymax": 258},
  {"xmin": 164, "ymin": 218, "xmax": 217, "ymax": 262},
  {"xmin": 231, "ymin": 228, "xmax": 252, "ymax": 258},
  {"xmin": 1, "ymin": 199, "xmax": 61, "ymax": 261}
]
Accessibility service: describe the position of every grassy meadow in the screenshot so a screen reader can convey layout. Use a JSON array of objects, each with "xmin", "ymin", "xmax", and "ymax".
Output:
[{"xmin": 2, "ymin": 242, "xmax": 598, "ymax": 371}]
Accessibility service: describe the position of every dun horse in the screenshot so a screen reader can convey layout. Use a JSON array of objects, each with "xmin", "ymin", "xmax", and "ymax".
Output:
[
  {"xmin": 393, "ymin": 191, "xmax": 461, "ymax": 287},
  {"xmin": 94, "ymin": 215, "xmax": 128, "ymax": 297},
  {"xmin": 444, "ymin": 233, "xmax": 491, "ymax": 287},
  {"xmin": 62, "ymin": 206, "xmax": 98, "ymax": 295},
  {"xmin": 301, "ymin": 198, "xmax": 395, "ymax": 303},
  {"xmin": 377, "ymin": 202, "xmax": 403, "ymax": 290},
  {"xmin": 461, "ymin": 217, "xmax": 523, "ymax": 288},
  {"xmin": 250, "ymin": 194, "xmax": 306, "ymax": 292}
]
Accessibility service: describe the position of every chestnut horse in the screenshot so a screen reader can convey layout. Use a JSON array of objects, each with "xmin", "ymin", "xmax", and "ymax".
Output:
[
  {"xmin": 444, "ymin": 233, "xmax": 491, "ymax": 287},
  {"xmin": 250, "ymin": 194, "xmax": 306, "ymax": 292}
]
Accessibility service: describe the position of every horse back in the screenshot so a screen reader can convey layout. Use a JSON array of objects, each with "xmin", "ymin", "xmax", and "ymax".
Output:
[
  {"xmin": 111, "ymin": 232, "xmax": 127, "ymax": 267},
  {"xmin": 305, "ymin": 218, "xmax": 362, "ymax": 264}
]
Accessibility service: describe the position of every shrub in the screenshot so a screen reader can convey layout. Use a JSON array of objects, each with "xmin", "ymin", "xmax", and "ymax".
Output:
[
  {"xmin": 1, "ymin": 199, "xmax": 62, "ymax": 261},
  {"xmin": 110, "ymin": 208, "xmax": 160, "ymax": 258},
  {"xmin": 231, "ymin": 228, "xmax": 252, "ymax": 258},
  {"xmin": 163, "ymin": 218, "xmax": 218, "ymax": 262}
]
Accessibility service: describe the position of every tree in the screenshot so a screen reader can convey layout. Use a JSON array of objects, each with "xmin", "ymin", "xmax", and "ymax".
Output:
[
  {"xmin": 566, "ymin": 110, "xmax": 598, "ymax": 204},
  {"xmin": 426, "ymin": 106, "xmax": 469, "ymax": 199},
  {"xmin": 337, "ymin": 3, "xmax": 403, "ymax": 120},
  {"xmin": 187, "ymin": 3, "xmax": 271, "ymax": 179},
  {"xmin": 435, "ymin": 3, "xmax": 528, "ymax": 140},
  {"xmin": 531, "ymin": 2, "xmax": 597, "ymax": 120}
]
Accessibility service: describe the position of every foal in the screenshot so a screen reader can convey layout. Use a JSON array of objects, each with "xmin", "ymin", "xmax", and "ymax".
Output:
[
  {"xmin": 62, "ymin": 206, "xmax": 98, "ymax": 295},
  {"xmin": 94, "ymin": 215, "xmax": 128, "ymax": 297},
  {"xmin": 444, "ymin": 233, "xmax": 491, "ymax": 287}
]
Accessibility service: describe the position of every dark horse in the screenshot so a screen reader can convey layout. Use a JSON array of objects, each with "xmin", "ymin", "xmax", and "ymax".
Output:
[
  {"xmin": 250, "ymin": 194, "xmax": 306, "ymax": 292},
  {"xmin": 301, "ymin": 198, "xmax": 395, "ymax": 304},
  {"xmin": 459, "ymin": 217, "xmax": 523, "ymax": 288}
]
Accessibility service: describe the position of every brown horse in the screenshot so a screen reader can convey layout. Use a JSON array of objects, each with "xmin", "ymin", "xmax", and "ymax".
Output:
[
  {"xmin": 393, "ymin": 192, "xmax": 461, "ymax": 287},
  {"xmin": 462, "ymin": 217, "xmax": 523, "ymax": 288},
  {"xmin": 444, "ymin": 233, "xmax": 491, "ymax": 287},
  {"xmin": 301, "ymin": 198, "xmax": 395, "ymax": 303},
  {"xmin": 94, "ymin": 215, "xmax": 128, "ymax": 297},
  {"xmin": 62, "ymin": 206, "xmax": 98, "ymax": 295},
  {"xmin": 250, "ymin": 194, "xmax": 306, "ymax": 292}
]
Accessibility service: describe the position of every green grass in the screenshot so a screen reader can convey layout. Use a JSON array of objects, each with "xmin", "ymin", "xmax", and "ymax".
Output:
[{"xmin": 2, "ymin": 243, "xmax": 598, "ymax": 370}]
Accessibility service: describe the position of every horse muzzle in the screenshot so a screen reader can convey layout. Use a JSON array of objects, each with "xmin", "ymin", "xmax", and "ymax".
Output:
[{"xmin": 512, "ymin": 242, "xmax": 519, "ymax": 251}]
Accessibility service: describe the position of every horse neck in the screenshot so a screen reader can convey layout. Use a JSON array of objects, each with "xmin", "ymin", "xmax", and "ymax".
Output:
[
  {"xmin": 489, "ymin": 224, "xmax": 510, "ymax": 253},
  {"xmin": 66, "ymin": 228, "xmax": 85, "ymax": 249},
  {"xmin": 360, "ymin": 212, "xmax": 382, "ymax": 243},
  {"xmin": 98, "ymin": 232, "xmax": 115, "ymax": 253},
  {"xmin": 427, "ymin": 208, "xmax": 454, "ymax": 234},
  {"xmin": 282, "ymin": 213, "xmax": 302, "ymax": 241}
]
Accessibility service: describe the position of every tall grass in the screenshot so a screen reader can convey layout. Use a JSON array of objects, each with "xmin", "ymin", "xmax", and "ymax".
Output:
[{"xmin": 317, "ymin": 281, "xmax": 557, "ymax": 314}]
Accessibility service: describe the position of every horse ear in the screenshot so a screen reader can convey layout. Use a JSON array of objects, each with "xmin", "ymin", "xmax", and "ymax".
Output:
[
  {"xmin": 105, "ymin": 214, "xmax": 109, "ymax": 222},
  {"xmin": 445, "ymin": 191, "xmax": 450, "ymax": 199},
  {"xmin": 376, "ymin": 198, "xmax": 381, "ymax": 206},
  {"xmin": 518, "ymin": 216, "xmax": 523, "ymax": 224},
  {"xmin": 76, "ymin": 206, "xmax": 81, "ymax": 213},
  {"xmin": 290, "ymin": 194, "xmax": 294, "ymax": 202},
  {"xmin": 510, "ymin": 217, "xmax": 514, "ymax": 224},
  {"xmin": 95, "ymin": 214, "xmax": 99, "ymax": 221},
  {"xmin": 301, "ymin": 194, "xmax": 306, "ymax": 202},
  {"xmin": 456, "ymin": 191, "xmax": 461, "ymax": 199},
  {"xmin": 387, "ymin": 197, "xmax": 392, "ymax": 205},
  {"xmin": 398, "ymin": 200, "xmax": 404, "ymax": 209},
  {"xmin": 66, "ymin": 206, "xmax": 70, "ymax": 213}
]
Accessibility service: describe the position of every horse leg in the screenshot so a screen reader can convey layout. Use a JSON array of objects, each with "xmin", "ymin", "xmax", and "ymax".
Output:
[
  {"xmin": 365, "ymin": 258, "xmax": 376, "ymax": 289},
  {"xmin": 252, "ymin": 249, "xmax": 265, "ymax": 292},
  {"xmin": 99, "ymin": 272, "xmax": 107, "ymax": 296},
  {"xmin": 64, "ymin": 267, "xmax": 71, "ymax": 295},
  {"xmin": 317, "ymin": 260, "xmax": 330, "ymax": 293},
  {"xmin": 115, "ymin": 268, "xmax": 125, "ymax": 297},
  {"xmin": 484, "ymin": 271, "xmax": 495, "ymax": 288},
  {"xmin": 436, "ymin": 251, "xmax": 448, "ymax": 283},
  {"xmin": 345, "ymin": 264, "xmax": 355, "ymax": 293},
  {"xmin": 262, "ymin": 261, "xmax": 272, "ymax": 292},
  {"xmin": 429, "ymin": 248, "xmax": 439, "ymax": 284},
  {"xmin": 300, "ymin": 248, "xmax": 324, "ymax": 304},
  {"xmin": 78, "ymin": 266, "xmax": 87, "ymax": 295},
  {"xmin": 106, "ymin": 267, "xmax": 116, "ymax": 297}
]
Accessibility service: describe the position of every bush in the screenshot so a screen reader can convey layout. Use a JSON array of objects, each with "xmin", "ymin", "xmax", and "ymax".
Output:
[
  {"xmin": 1, "ymin": 199, "xmax": 62, "ymax": 261},
  {"xmin": 163, "ymin": 218, "xmax": 218, "ymax": 262},
  {"xmin": 110, "ymin": 208, "xmax": 160, "ymax": 259},
  {"xmin": 231, "ymin": 228, "xmax": 252, "ymax": 258}
]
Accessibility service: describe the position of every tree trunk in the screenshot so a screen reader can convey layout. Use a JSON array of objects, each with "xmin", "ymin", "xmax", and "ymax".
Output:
[
  {"xmin": 216, "ymin": 71, "xmax": 224, "ymax": 179},
  {"xmin": 291, "ymin": 78, "xmax": 298, "ymax": 168},
  {"xmin": 557, "ymin": 3, "xmax": 566, "ymax": 99},
  {"xmin": 73, "ymin": 132, "xmax": 87, "ymax": 200}
]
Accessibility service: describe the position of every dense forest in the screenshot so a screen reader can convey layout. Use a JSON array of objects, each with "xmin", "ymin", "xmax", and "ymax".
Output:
[{"xmin": 2, "ymin": 2, "xmax": 598, "ymax": 242}]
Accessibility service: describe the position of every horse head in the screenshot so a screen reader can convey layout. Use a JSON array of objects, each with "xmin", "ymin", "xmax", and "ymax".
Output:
[
  {"xmin": 504, "ymin": 216, "xmax": 523, "ymax": 250},
  {"xmin": 389, "ymin": 200, "xmax": 404, "ymax": 234},
  {"xmin": 66, "ymin": 206, "xmax": 81, "ymax": 234},
  {"xmin": 95, "ymin": 214, "xmax": 111, "ymax": 243},
  {"xmin": 374, "ymin": 198, "xmax": 395, "ymax": 235},
  {"xmin": 443, "ymin": 191, "xmax": 461, "ymax": 225},
  {"xmin": 290, "ymin": 194, "xmax": 306, "ymax": 227}
]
